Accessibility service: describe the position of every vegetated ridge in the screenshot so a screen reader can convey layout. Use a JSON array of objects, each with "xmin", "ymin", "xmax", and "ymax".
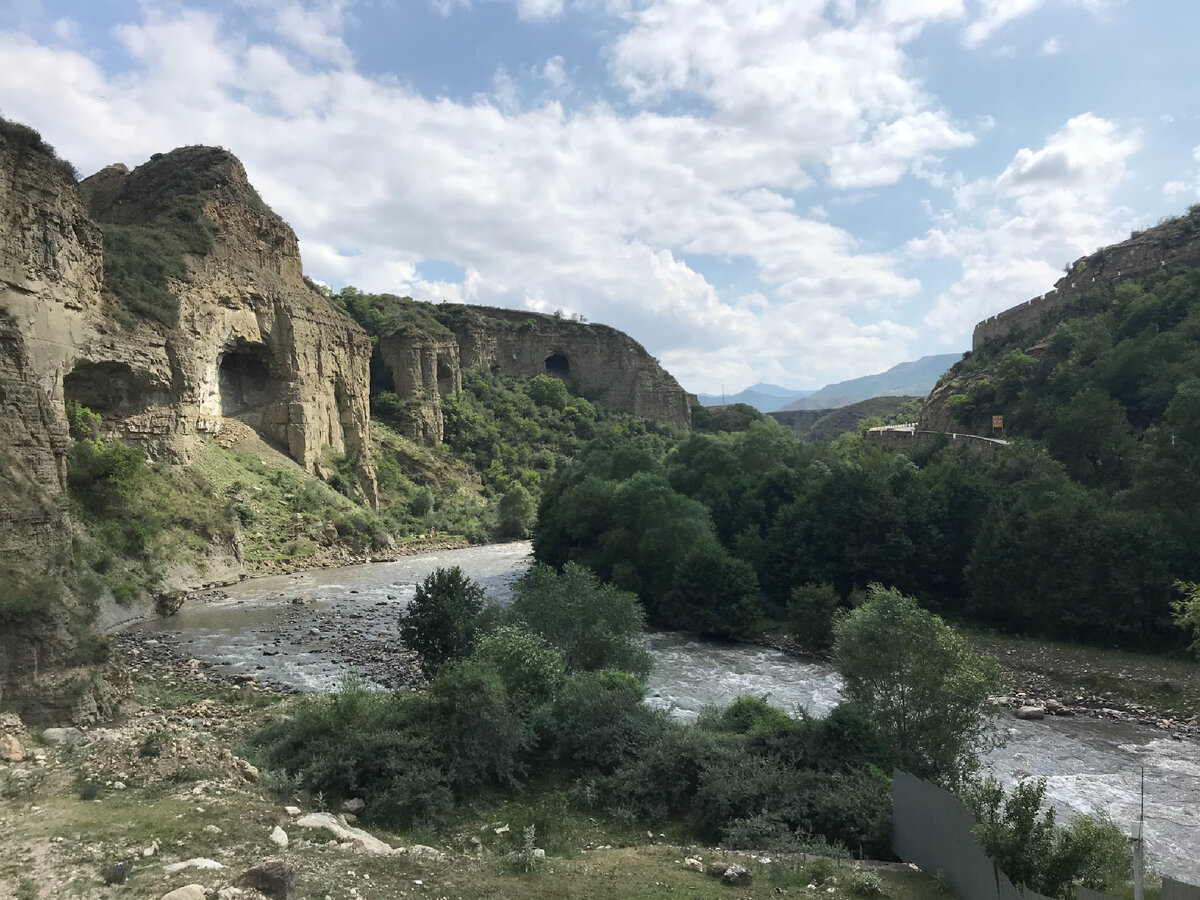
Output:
[{"xmin": 769, "ymin": 396, "xmax": 921, "ymax": 442}]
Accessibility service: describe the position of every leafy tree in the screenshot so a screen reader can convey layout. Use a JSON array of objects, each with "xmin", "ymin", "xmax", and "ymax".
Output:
[
  {"xmin": 832, "ymin": 584, "xmax": 1000, "ymax": 785},
  {"xmin": 497, "ymin": 482, "xmax": 536, "ymax": 538},
  {"xmin": 399, "ymin": 566, "xmax": 488, "ymax": 677},
  {"xmin": 1173, "ymin": 580, "xmax": 1200, "ymax": 659},
  {"xmin": 511, "ymin": 563, "xmax": 652, "ymax": 677},
  {"xmin": 786, "ymin": 582, "xmax": 841, "ymax": 646},
  {"xmin": 967, "ymin": 778, "xmax": 1132, "ymax": 899},
  {"xmin": 669, "ymin": 539, "xmax": 761, "ymax": 639}
]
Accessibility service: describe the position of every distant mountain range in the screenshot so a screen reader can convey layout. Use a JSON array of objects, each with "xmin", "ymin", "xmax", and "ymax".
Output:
[
  {"xmin": 777, "ymin": 354, "xmax": 963, "ymax": 411},
  {"xmin": 695, "ymin": 383, "xmax": 816, "ymax": 413},
  {"xmin": 695, "ymin": 354, "xmax": 963, "ymax": 414}
]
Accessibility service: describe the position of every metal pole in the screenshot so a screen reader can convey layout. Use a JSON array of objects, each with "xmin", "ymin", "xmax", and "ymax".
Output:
[{"xmin": 1133, "ymin": 767, "xmax": 1145, "ymax": 900}]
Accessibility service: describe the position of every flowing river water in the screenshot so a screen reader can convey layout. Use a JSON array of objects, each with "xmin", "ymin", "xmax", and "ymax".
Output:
[{"xmin": 135, "ymin": 542, "xmax": 1200, "ymax": 881}]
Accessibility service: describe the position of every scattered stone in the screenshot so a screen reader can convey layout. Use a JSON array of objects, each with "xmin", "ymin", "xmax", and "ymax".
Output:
[
  {"xmin": 270, "ymin": 825, "xmax": 289, "ymax": 848},
  {"xmin": 1015, "ymin": 706, "xmax": 1046, "ymax": 721},
  {"xmin": 294, "ymin": 812, "xmax": 395, "ymax": 855},
  {"xmin": 409, "ymin": 844, "xmax": 445, "ymax": 861},
  {"xmin": 0, "ymin": 733, "xmax": 25, "ymax": 762},
  {"xmin": 684, "ymin": 858, "xmax": 704, "ymax": 872},
  {"xmin": 143, "ymin": 841, "xmax": 160, "ymax": 858},
  {"xmin": 161, "ymin": 886, "xmax": 206, "ymax": 900},
  {"xmin": 494, "ymin": 824, "xmax": 510, "ymax": 835},
  {"xmin": 235, "ymin": 759, "xmax": 260, "ymax": 783},
  {"xmin": 164, "ymin": 858, "xmax": 225, "ymax": 874},
  {"xmin": 41, "ymin": 727, "xmax": 82, "ymax": 745},
  {"xmin": 234, "ymin": 859, "xmax": 298, "ymax": 900},
  {"xmin": 284, "ymin": 806, "xmax": 302, "ymax": 816},
  {"xmin": 341, "ymin": 798, "xmax": 365, "ymax": 814},
  {"xmin": 1044, "ymin": 699, "xmax": 1064, "ymax": 713},
  {"xmin": 706, "ymin": 862, "xmax": 729, "ymax": 878},
  {"xmin": 533, "ymin": 848, "xmax": 546, "ymax": 860},
  {"xmin": 205, "ymin": 824, "xmax": 223, "ymax": 835},
  {"xmin": 102, "ymin": 861, "xmax": 131, "ymax": 885},
  {"xmin": 722, "ymin": 864, "xmax": 752, "ymax": 887},
  {"xmin": 341, "ymin": 812, "xmax": 358, "ymax": 825},
  {"xmin": 112, "ymin": 781, "xmax": 127, "ymax": 790}
]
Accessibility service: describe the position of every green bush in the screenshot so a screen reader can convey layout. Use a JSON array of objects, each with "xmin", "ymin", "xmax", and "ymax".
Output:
[
  {"xmin": 0, "ymin": 116, "xmax": 78, "ymax": 182},
  {"xmin": 511, "ymin": 563, "xmax": 652, "ymax": 677},
  {"xmin": 669, "ymin": 540, "xmax": 762, "ymax": 639},
  {"xmin": 787, "ymin": 582, "xmax": 841, "ymax": 646},
  {"xmin": 398, "ymin": 566, "xmax": 488, "ymax": 678},
  {"xmin": 698, "ymin": 694, "xmax": 794, "ymax": 735},
  {"xmin": 428, "ymin": 659, "xmax": 531, "ymax": 796},
  {"xmin": 539, "ymin": 670, "xmax": 664, "ymax": 774},
  {"xmin": 497, "ymin": 482, "xmax": 536, "ymax": 538},
  {"xmin": 67, "ymin": 437, "xmax": 147, "ymax": 514},
  {"xmin": 471, "ymin": 625, "xmax": 565, "ymax": 707}
]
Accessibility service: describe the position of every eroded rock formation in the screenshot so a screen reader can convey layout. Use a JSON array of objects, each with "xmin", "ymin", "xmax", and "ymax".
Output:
[{"xmin": 380, "ymin": 305, "xmax": 692, "ymax": 442}]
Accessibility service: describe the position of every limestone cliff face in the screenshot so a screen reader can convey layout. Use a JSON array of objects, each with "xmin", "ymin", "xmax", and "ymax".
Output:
[
  {"xmin": 73, "ymin": 147, "xmax": 377, "ymax": 503},
  {"xmin": 0, "ymin": 141, "xmax": 379, "ymax": 720},
  {"xmin": 381, "ymin": 305, "xmax": 691, "ymax": 442}
]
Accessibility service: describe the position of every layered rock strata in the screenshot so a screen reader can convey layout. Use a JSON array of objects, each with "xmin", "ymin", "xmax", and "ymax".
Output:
[{"xmin": 380, "ymin": 305, "xmax": 692, "ymax": 442}]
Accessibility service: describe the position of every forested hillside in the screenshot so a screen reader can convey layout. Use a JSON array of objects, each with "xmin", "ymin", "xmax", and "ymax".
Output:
[{"xmin": 537, "ymin": 237, "xmax": 1200, "ymax": 652}]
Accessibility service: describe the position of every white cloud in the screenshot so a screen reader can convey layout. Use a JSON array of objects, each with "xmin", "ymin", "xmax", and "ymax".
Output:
[
  {"xmin": 606, "ymin": 0, "xmax": 975, "ymax": 192},
  {"xmin": 964, "ymin": 0, "xmax": 1043, "ymax": 47},
  {"xmin": 1040, "ymin": 35, "xmax": 1062, "ymax": 54},
  {"xmin": 1162, "ymin": 145, "xmax": 1200, "ymax": 201},
  {"xmin": 0, "ymin": 2, "xmax": 984, "ymax": 391},
  {"xmin": 917, "ymin": 113, "xmax": 1141, "ymax": 341},
  {"xmin": 542, "ymin": 54, "xmax": 567, "ymax": 86},
  {"xmin": 516, "ymin": 0, "xmax": 566, "ymax": 19}
]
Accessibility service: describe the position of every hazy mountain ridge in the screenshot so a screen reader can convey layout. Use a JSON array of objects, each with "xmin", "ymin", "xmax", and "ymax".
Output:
[{"xmin": 780, "ymin": 354, "xmax": 963, "ymax": 411}]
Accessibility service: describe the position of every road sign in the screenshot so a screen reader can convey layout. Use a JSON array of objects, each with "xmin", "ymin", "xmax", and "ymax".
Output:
[{"xmin": 992, "ymin": 415, "xmax": 1004, "ymax": 428}]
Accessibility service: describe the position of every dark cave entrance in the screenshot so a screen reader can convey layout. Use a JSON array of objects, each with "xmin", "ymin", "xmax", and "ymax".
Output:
[
  {"xmin": 64, "ymin": 361, "xmax": 166, "ymax": 423},
  {"xmin": 436, "ymin": 358, "xmax": 455, "ymax": 398},
  {"xmin": 545, "ymin": 352, "xmax": 570, "ymax": 379},
  {"xmin": 219, "ymin": 344, "xmax": 275, "ymax": 420}
]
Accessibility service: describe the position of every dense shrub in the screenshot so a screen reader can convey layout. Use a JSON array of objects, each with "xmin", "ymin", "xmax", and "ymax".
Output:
[
  {"xmin": 398, "ymin": 567, "xmax": 488, "ymax": 678},
  {"xmin": 538, "ymin": 671, "xmax": 665, "ymax": 775},
  {"xmin": 511, "ymin": 563, "xmax": 652, "ymax": 676},
  {"xmin": 470, "ymin": 625, "xmax": 565, "ymax": 707},
  {"xmin": 0, "ymin": 116, "xmax": 78, "ymax": 182}
]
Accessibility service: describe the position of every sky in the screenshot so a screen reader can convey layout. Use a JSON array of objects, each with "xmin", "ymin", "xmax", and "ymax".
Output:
[{"xmin": 1, "ymin": 1, "xmax": 1199, "ymax": 393}]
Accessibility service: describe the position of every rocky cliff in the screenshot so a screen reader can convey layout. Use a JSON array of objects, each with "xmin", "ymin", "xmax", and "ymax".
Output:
[
  {"xmin": 0, "ymin": 136, "xmax": 377, "ymax": 721},
  {"xmin": 380, "ymin": 305, "xmax": 691, "ymax": 442}
]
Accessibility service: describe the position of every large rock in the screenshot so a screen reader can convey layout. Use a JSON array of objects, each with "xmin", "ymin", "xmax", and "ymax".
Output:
[
  {"xmin": 234, "ymin": 859, "xmax": 297, "ymax": 900},
  {"xmin": 294, "ymin": 811, "xmax": 395, "ymax": 855},
  {"xmin": 721, "ymin": 864, "xmax": 752, "ymax": 887},
  {"xmin": 160, "ymin": 886, "xmax": 206, "ymax": 900},
  {"xmin": 1015, "ymin": 706, "xmax": 1046, "ymax": 721}
]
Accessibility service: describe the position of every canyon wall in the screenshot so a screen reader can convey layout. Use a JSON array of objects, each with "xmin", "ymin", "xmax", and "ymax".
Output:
[{"xmin": 380, "ymin": 305, "xmax": 692, "ymax": 442}]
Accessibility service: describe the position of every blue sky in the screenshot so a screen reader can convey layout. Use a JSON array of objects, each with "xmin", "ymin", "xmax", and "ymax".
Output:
[{"xmin": 2, "ymin": 0, "xmax": 1198, "ymax": 393}]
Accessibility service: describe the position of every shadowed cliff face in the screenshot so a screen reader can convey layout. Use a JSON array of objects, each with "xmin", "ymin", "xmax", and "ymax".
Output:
[{"xmin": 379, "ymin": 305, "xmax": 692, "ymax": 443}]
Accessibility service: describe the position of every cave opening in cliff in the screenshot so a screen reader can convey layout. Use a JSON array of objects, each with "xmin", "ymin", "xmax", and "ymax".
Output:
[
  {"xmin": 218, "ymin": 344, "xmax": 276, "ymax": 423},
  {"xmin": 545, "ymin": 352, "xmax": 570, "ymax": 379},
  {"xmin": 64, "ymin": 361, "xmax": 167, "ymax": 423},
  {"xmin": 436, "ymin": 358, "xmax": 455, "ymax": 398}
]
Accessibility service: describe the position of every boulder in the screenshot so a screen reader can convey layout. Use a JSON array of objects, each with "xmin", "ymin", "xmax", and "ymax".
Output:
[
  {"xmin": 684, "ymin": 858, "xmax": 704, "ymax": 872},
  {"xmin": 235, "ymin": 759, "xmax": 259, "ymax": 783},
  {"xmin": 722, "ymin": 864, "xmax": 752, "ymax": 887},
  {"xmin": 161, "ymin": 886, "xmax": 206, "ymax": 900},
  {"xmin": 233, "ymin": 859, "xmax": 297, "ymax": 900},
  {"xmin": 341, "ymin": 797, "xmax": 365, "ymax": 814},
  {"xmin": 269, "ymin": 825, "xmax": 288, "ymax": 848},
  {"xmin": 41, "ymin": 727, "xmax": 82, "ymax": 745},
  {"xmin": 1015, "ymin": 706, "xmax": 1046, "ymax": 721},
  {"xmin": 706, "ymin": 862, "xmax": 729, "ymax": 878},
  {"xmin": 294, "ymin": 812, "xmax": 395, "ymax": 855},
  {"xmin": 0, "ymin": 733, "xmax": 25, "ymax": 762},
  {"xmin": 102, "ymin": 861, "xmax": 131, "ymax": 885},
  {"xmin": 164, "ymin": 858, "xmax": 225, "ymax": 874}
]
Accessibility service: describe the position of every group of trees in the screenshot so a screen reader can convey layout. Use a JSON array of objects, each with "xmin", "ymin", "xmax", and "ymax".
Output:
[{"xmin": 536, "ymin": 402, "xmax": 1196, "ymax": 649}]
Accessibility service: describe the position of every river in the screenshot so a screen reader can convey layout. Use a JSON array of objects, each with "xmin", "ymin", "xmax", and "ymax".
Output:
[{"xmin": 136, "ymin": 541, "xmax": 1200, "ymax": 881}]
